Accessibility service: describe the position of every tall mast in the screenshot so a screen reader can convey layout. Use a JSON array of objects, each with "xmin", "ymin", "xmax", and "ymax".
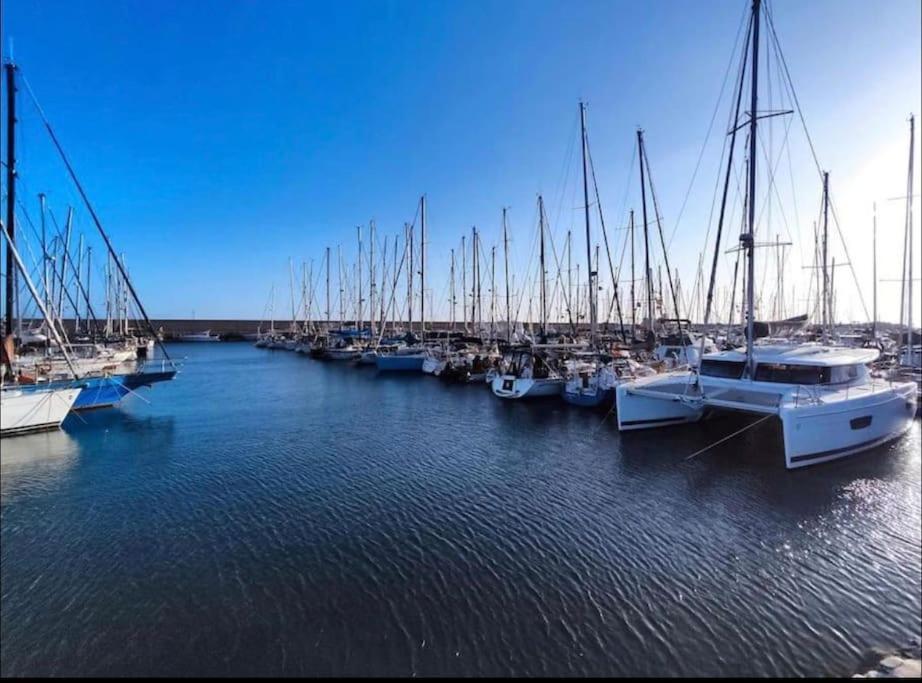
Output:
[
  {"xmin": 475, "ymin": 227, "xmax": 482, "ymax": 331},
  {"xmin": 580, "ymin": 102, "xmax": 597, "ymax": 346},
  {"xmin": 121, "ymin": 254, "xmax": 128, "ymax": 335},
  {"xmin": 378, "ymin": 235, "xmax": 388, "ymax": 332},
  {"xmin": 450, "ymin": 248, "xmax": 456, "ymax": 331},
  {"xmin": 567, "ymin": 229, "xmax": 573, "ymax": 331},
  {"xmin": 86, "ymin": 246, "xmax": 92, "ymax": 336},
  {"xmin": 391, "ymin": 232, "xmax": 399, "ymax": 334},
  {"xmin": 105, "ymin": 252, "xmax": 112, "ymax": 337},
  {"xmin": 462, "ymin": 234, "xmax": 468, "ymax": 332},
  {"xmin": 821, "ymin": 171, "xmax": 830, "ymax": 344},
  {"xmin": 369, "ymin": 221, "xmax": 376, "ymax": 336},
  {"xmin": 490, "ymin": 245, "xmax": 496, "ymax": 339},
  {"xmin": 59, "ymin": 207, "xmax": 74, "ymax": 322},
  {"xmin": 630, "ymin": 209, "xmax": 636, "ymax": 337},
  {"xmin": 306, "ymin": 260, "xmax": 313, "ymax": 332},
  {"xmin": 338, "ymin": 245, "xmax": 344, "ymax": 327},
  {"xmin": 503, "ymin": 209, "xmax": 511, "ymax": 343},
  {"xmin": 357, "ymin": 226, "xmax": 363, "ymax": 332},
  {"xmin": 4, "ymin": 63, "xmax": 16, "ymax": 341},
  {"xmin": 75, "ymin": 234, "xmax": 84, "ymax": 333},
  {"xmin": 420, "ymin": 195, "xmax": 426, "ymax": 338},
  {"xmin": 325, "ymin": 247, "xmax": 331, "ymax": 330},
  {"xmin": 638, "ymin": 130, "xmax": 653, "ymax": 332},
  {"xmin": 538, "ymin": 194, "xmax": 547, "ymax": 337},
  {"xmin": 407, "ymin": 223, "xmax": 413, "ymax": 333},
  {"xmin": 289, "ymin": 257, "xmax": 297, "ymax": 332},
  {"xmin": 39, "ymin": 193, "xmax": 50, "ymax": 316},
  {"xmin": 744, "ymin": 0, "xmax": 761, "ymax": 375},
  {"xmin": 905, "ymin": 114, "xmax": 915, "ymax": 362},
  {"xmin": 872, "ymin": 203, "xmax": 877, "ymax": 339},
  {"xmin": 471, "ymin": 226, "xmax": 477, "ymax": 332}
]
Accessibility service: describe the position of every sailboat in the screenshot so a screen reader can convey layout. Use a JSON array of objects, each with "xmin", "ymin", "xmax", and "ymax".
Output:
[
  {"xmin": 2, "ymin": 219, "xmax": 83, "ymax": 435},
  {"xmin": 376, "ymin": 196, "xmax": 430, "ymax": 372},
  {"xmin": 2, "ymin": 61, "xmax": 177, "ymax": 416},
  {"xmin": 489, "ymin": 195, "xmax": 568, "ymax": 400},
  {"xmin": 614, "ymin": 0, "xmax": 917, "ymax": 468}
]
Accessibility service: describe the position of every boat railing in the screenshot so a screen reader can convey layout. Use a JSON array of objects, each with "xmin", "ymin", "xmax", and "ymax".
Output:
[{"xmin": 138, "ymin": 358, "xmax": 179, "ymax": 375}]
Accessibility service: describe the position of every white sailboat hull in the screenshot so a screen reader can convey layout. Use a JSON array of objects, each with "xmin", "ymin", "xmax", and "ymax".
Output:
[
  {"xmin": 1, "ymin": 385, "xmax": 82, "ymax": 437},
  {"xmin": 490, "ymin": 374, "xmax": 564, "ymax": 399}
]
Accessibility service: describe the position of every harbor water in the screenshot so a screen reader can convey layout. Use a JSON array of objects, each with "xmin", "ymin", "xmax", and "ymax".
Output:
[{"xmin": 1, "ymin": 343, "xmax": 920, "ymax": 676}]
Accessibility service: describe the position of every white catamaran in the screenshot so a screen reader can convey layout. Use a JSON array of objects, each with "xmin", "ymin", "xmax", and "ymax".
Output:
[{"xmin": 614, "ymin": 0, "xmax": 917, "ymax": 469}]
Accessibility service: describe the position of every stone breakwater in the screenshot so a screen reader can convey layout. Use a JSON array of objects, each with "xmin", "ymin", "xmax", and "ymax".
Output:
[{"xmin": 853, "ymin": 641, "xmax": 922, "ymax": 678}]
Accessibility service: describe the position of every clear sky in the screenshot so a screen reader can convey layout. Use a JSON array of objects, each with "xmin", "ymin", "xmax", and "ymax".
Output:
[{"xmin": 3, "ymin": 0, "xmax": 920, "ymax": 323}]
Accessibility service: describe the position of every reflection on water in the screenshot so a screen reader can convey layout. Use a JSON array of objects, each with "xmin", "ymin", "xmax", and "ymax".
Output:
[
  {"xmin": 0, "ymin": 429, "xmax": 79, "ymax": 500},
  {"xmin": 1, "ymin": 342, "xmax": 920, "ymax": 677}
]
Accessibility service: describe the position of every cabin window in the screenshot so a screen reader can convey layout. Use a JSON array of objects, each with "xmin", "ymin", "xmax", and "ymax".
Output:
[
  {"xmin": 699, "ymin": 359, "xmax": 745, "ymax": 378},
  {"xmin": 753, "ymin": 363, "xmax": 831, "ymax": 384},
  {"xmin": 830, "ymin": 364, "xmax": 862, "ymax": 383}
]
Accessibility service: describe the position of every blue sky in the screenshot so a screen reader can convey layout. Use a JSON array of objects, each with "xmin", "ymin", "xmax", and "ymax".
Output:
[{"xmin": 3, "ymin": 0, "xmax": 921, "ymax": 323}]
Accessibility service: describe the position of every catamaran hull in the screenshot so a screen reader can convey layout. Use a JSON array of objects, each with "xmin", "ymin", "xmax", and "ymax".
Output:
[
  {"xmin": 490, "ymin": 375, "xmax": 563, "ymax": 399},
  {"xmin": 780, "ymin": 383, "xmax": 917, "ymax": 468},
  {"xmin": 375, "ymin": 354, "xmax": 426, "ymax": 371},
  {"xmin": 1, "ymin": 385, "xmax": 82, "ymax": 436},
  {"xmin": 615, "ymin": 382, "xmax": 704, "ymax": 430}
]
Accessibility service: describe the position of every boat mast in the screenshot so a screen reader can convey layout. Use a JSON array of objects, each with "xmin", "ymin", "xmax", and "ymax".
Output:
[
  {"xmin": 475, "ymin": 227, "xmax": 482, "ymax": 332},
  {"xmin": 490, "ymin": 245, "xmax": 496, "ymax": 340},
  {"xmin": 905, "ymin": 114, "xmax": 915, "ymax": 363},
  {"xmin": 338, "ymin": 246, "xmax": 344, "ymax": 328},
  {"xmin": 289, "ymin": 257, "xmax": 297, "ymax": 333},
  {"xmin": 74, "ymin": 234, "xmax": 84, "ymax": 334},
  {"xmin": 450, "ymin": 248, "xmax": 456, "ymax": 331},
  {"xmin": 407, "ymin": 223, "xmax": 413, "ymax": 334},
  {"xmin": 462, "ymin": 234, "xmax": 468, "ymax": 333},
  {"xmin": 638, "ymin": 129, "xmax": 653, "ymax": 334},
  {"xmin": 743, "ymin": 0, "xmax": 760, "ymax": 376},
  {"xmin": 86, "ymin": 246, "xmax": 92, "ymax": 336},
  {"xmin": 872, "ymin": 202, "xmax": 877, "ymax": 339},
  {"xmin": 538, "ymin": 194, "xmax": 547, "ymax": 338},
  {"xmin": 3, "ymin": 62, "xmax": 16, "ymax": 342},
  {"xmin": 58, "ymin": 207, "xmax": 73, "ymax": 323},
  {"xmin": 503, "ymin": 209, "xmax": 511, "ymax": 343},
  {"xmin": 378, "ymin": 235, "xmax": 388, "ymax": 333},
  {"xmin": 567, "ymin": 229, "xmax": 573, "ymax": 332},
  {"xmin": 821, "ymin": 171, "xmax": 830, "ymax": 344},
  {"xmin": 471, "ymin": 226, "xmax": 477, "ymax": 334},
  {"xmin": 357, "ymin": 226, "xmax": 363, "ymax": 333},
  {"xmin": 325, "ymin": 247, "xmax": 331, "ymax": 331},
  {"xmin": 630, "ymin": 209, "xmax": 635, "ymax": 338},
  {"xmin": 370, "ymin": 221, "xmax": 376, "ymax": 337},
  {"xmin": 121, "ymin": 254, "xmax": 128, "ymax": 336},
  {"xmin": 580, "ymin": 102, "xmax": 597, "ymax": 347},
  {"xmin": 306, "ymin": 260, "xmax": 314, "ymax": 333},
  {"xmin": 420, "ymin": 195, "xmax": 426, "ymax": 339}
]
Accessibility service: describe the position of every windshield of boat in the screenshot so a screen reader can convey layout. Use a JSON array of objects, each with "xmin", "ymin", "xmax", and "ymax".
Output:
[
  {"xmin": 699, "ymin": 359, "xmax": 746, "ymax": 378},
  {"xmin": 753, "ymin": 363, "xmax": 832, "ymax": 384}
]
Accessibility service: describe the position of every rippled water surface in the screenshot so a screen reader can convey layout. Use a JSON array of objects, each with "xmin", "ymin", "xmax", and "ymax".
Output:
[{"xmin": 2, "ymin": 343, "xmax": 920, "ymax": 676}]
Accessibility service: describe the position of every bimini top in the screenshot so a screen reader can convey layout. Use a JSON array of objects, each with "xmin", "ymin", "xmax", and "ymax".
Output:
[{"xmin": 703, "ymin": 343, "xmax": 879, "ymax": 367}]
